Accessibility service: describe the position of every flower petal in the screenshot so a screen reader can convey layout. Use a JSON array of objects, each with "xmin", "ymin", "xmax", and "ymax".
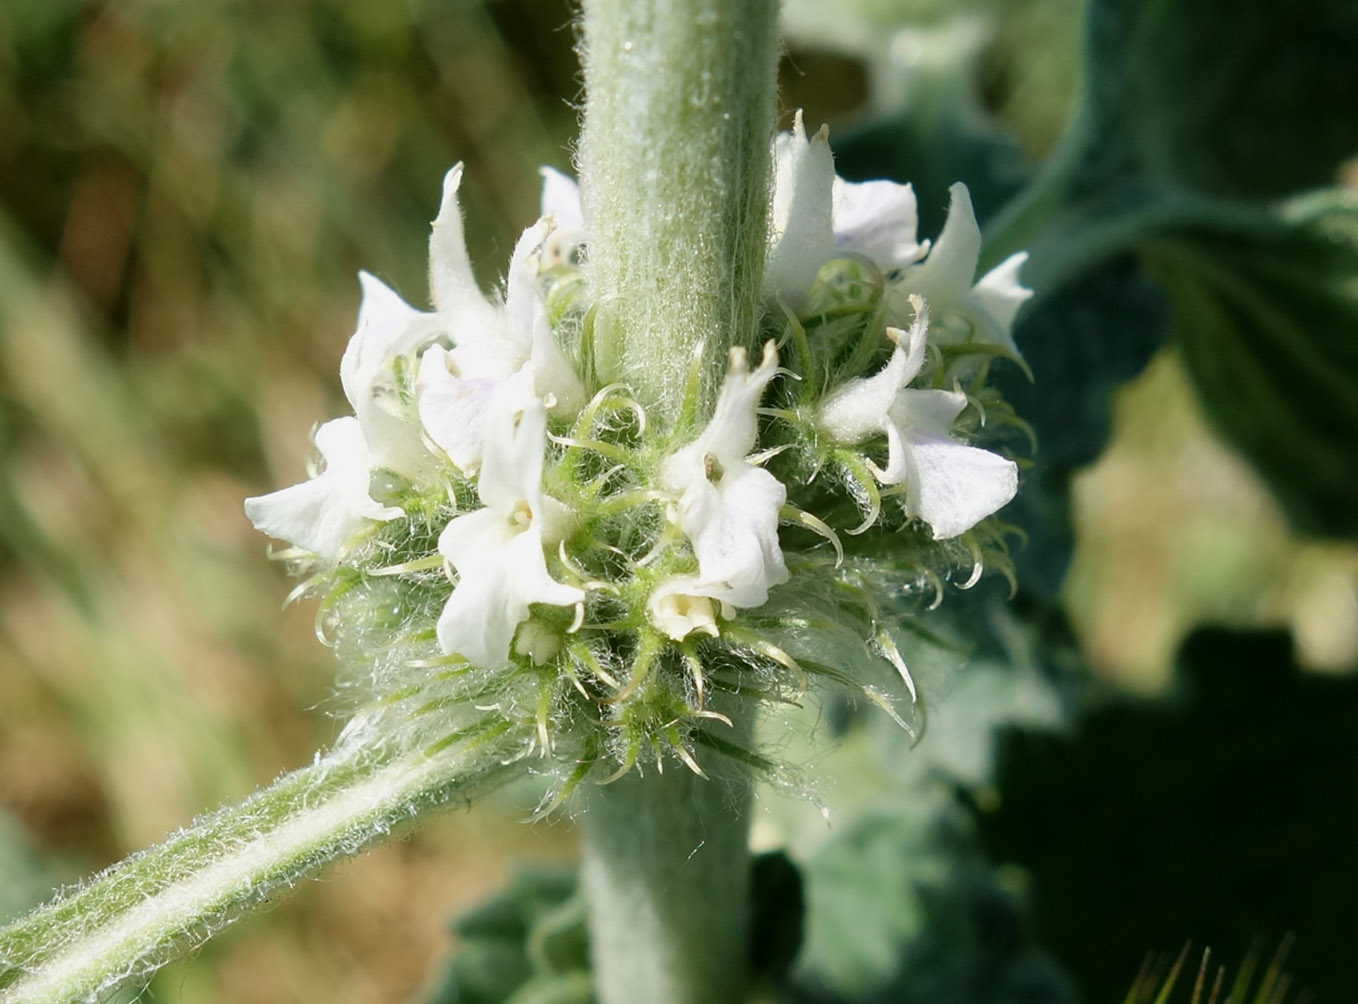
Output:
[
  {"xmin": 475, "ymin": 369, "xmax": 547, "ymax": 513},
  {"xmin": 429, "ymin": 164, "xmax": 502, "ymax": 334},
  {"xmin": 698, "ymin": 341, "xmax": 781, "ymax": 463},
  {"xmin": 831, "ymin": 177, "xmax": 929, "ymax": 269},
  {"xmin": 892, "ymin": 182, "xmax": 981, "ymax": 312},
  {"xmin": 243, "ymin": 417, "xmax": 400, "ymax": 561},
  {"xmin": 539, "ymin": 167, "xmax": 586, "ymax": 267},
  {"xmin": 415, "ymin": 345, "xmax": 497, "ymax": 472},
  {"xmin": 503, "ymin": 218, "xmax": 552, "ymax": 353},
  {"xmin": 647, "ymin": 575, "xmax": 726, "ymax": 641},
  {"xmin": 902, "ymin": 430, "xmax": 1018, "ymax": 540},
  {"xmin": 893, "ymin": 386, "xmax": 968, "ymax": 441},
  {"xmin": 660, "ymin": 341, "xmax": 787, "ymax": 609},
  {"xmin": 527, "ymin": 298, "xmax": 586, "ymax": 417},
  {"xmin": 339, "ymin": 273, "xmax": 443, "ymax": 477},
  {"xmin": 539, "ymin": 167, "xmax": 583, "ymax": 229},
  {"xmin": 818, "ymin": 301, "xmax": 930, "ymax": 446},
  {"xmin": 765, "ymin": 111, "xmax": 835, "ymax": 305},
  {"xmin": 436, "ymin": 507, "xmax": 583, "ymax": 667},
  {"xmin": 966, "ymin": 251, "xmax": 1032, "ymax": 361},
  {"xmin": 340, "ymin": 272, "xmax": 439, "ymax": 411},
  {"xmin": 678, "ymin": 463, "xmax": 789, "ymax": 609}
]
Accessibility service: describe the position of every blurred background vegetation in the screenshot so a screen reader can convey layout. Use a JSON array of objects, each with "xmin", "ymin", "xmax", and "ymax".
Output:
[{"xmin": 0, "ymin": 0, "xmax": 1353, "ymax": 1001}]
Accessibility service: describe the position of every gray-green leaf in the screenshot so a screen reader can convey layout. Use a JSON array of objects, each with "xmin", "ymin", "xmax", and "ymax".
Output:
[
  {"xmin": 1083, "ymin": 0, "xmax": 1358, "ymax": 199},
  {"xmin": 1142, "ymin": 192, "xmax": 1358, "ymax": 537}
]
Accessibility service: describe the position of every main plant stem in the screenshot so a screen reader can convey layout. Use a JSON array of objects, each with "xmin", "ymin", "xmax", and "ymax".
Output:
[
  {"xmin": 581, "ymin": 749, "xmax": 754, "ymax": 1004},
  {"xmin": 579, "ymin": 0, "xmax": 779, "ymax": 422},
  {"xmin": 577, "ymin": 2, "xmax": 778, "ymax": 1000}
]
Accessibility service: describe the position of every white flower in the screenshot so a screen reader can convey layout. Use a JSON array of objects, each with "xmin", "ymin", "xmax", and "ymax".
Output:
[
  {"xmin": 660, "ymin": 342, "xmax": 789, "ymax": 609},
  {"xmin": 244, "ymin": 417, "xmax": 402, "ymax": 560},
  {"xmin": 764, "ymin": 111, "xmax": 929, "ymax": 306},
  {"xmin": 647, "ymin": 576, "xmax": 733, "ymax": 642},
  {"xmin": 413, "ymin": 346, "xmax": 498, "ymax": 473},
  {"xmin": 339, "ymin": 271, "xmax": 445, "ymax": 480},
  {"xmin": 435, "ymin": 371, "xmax": 584, "ymax": 668},
  {"xmin": 416, "ymin": 167, "xmax": 585, "ymax": 472},
  {"xmin": 889, "ymin": 182, "xmax": 1032, "ymax": 364},
  {"xmin": 818, "ymin": 298, "xmax": 1017, "ymax": 540},
  {"xmin": 763, "ymin": 115, "xmax": 1031, "ymax": 365}
]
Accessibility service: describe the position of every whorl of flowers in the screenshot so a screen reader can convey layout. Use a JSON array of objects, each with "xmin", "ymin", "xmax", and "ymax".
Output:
[{"xmin": 245, "ymin": 115, "xmax": 1032, "ymax": 802}]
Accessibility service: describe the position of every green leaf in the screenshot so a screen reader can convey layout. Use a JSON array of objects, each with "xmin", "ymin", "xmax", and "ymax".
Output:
[
  {"xmin": 1141, "ymin": 192, "xmax": 1358, "ymax": 537},
  {"xmin": 788, "ymin": 801, "xmax": 1075, "ymax": 1004},
  {"xmin": 995, "ymin": 258, "xmax": 1167, "ymax": 593},
  {"xmin": 1082, "ymin": 0, "xmax": 1358, "ymax": 200},
  {"xmin": 979, "ymin": 3, "xmax": 1358, "ymax": 541},
  {"xmin": 769, "ymin": 588, "xmax": 1075, "ymax": 1002},
  {"xmin": 425, "ymin": 869, "xmax": 592, "ymax": 1004}
]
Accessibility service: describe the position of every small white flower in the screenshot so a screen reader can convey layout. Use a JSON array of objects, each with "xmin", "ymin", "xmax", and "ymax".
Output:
[
  {"xmin": 889, "ymin": 182, "xmax": 1032, "ymax": 364},
  {"xmin": 647, "ymin": 576, "xmax": 733, "ymax": 642},
  {"xmin": 413, "ymin": 345, "xmax": 497, "ymax": 473},
  {"xmin": 339, "ymin": 271, "xmax": 445, "ymax": 480},
  {"xmin": 416, "ymin": 168, "xmax": 585, "ymax": 472},
  {"xmin": 244, "ymin": 417, "xmax": 402, "ymax": 560},
  {"xmin": 819, "ymin": 298, "xmax": 1017, "ymax": 540},
  {"xmin": 660, "ymin": 342, "xmax": 789, "ymax": 609},
  {"xmin": 765, "ymin": 111, "xmax": 930, "ymax": 306},
  {"xmin": 435, "ymin": 371, "xmax": 584, "ymax": 668}
]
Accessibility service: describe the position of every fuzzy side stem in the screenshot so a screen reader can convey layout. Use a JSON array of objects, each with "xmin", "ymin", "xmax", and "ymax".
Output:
[
  {"xmin": 578, "ymin": 0, "xmax": 780, "ymax": 422},
  {"xmin": 0, "ymin": 725, "xmax": 523, "ymax": 1004}
]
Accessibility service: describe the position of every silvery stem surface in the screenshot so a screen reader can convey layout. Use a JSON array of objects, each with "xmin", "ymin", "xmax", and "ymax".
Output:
[
  {"xmin": 579, "ymin": 0, "xmax": 780, "ymax": 422},
  {"xmin": 576, "ymin": 2, "xmax": 779, "ymax": 999}
]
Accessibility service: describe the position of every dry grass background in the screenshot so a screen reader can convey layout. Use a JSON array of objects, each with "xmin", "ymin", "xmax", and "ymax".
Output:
[{"xmin": 0, "ymin": 0, "xmax": 1352, "ymax": 1001}]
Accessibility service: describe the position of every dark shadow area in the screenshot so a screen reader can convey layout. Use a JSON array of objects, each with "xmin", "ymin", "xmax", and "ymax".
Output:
[{"xmin": 983, "ymin": 628, "xmax": 1358, "ymax": 1000}]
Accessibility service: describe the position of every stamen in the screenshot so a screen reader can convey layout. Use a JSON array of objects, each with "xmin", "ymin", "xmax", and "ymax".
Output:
[{"xmin": 507, "ymin": 499, "xmax": 534, "ymax": 529}]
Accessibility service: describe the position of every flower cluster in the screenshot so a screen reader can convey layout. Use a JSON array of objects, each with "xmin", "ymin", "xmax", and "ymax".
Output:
[{"xmin": 247, "ymin": 116, "xmax": 1030, "ymax": 794}]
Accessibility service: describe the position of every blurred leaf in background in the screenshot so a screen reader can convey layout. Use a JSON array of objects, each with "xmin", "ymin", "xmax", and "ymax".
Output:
[{"xmin": 984, "ymin": 629, "xmax": 1358, "ymax": 1001}]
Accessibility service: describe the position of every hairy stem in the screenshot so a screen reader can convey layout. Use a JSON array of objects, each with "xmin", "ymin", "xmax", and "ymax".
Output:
[
  {"xmin": 578, "ymin": 0, "xmax": 780, "ymax": 422},
  {"xmin": 575, "ymin": 3, "xmax": 778, "ymax": 999},
  {"xmin": 581, "ymin": 743, "xmax": 754, "ymax": 1004},
  {"xmin": 0, "ymin": 724, "xmax": 523, "ymax": 1004}
]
